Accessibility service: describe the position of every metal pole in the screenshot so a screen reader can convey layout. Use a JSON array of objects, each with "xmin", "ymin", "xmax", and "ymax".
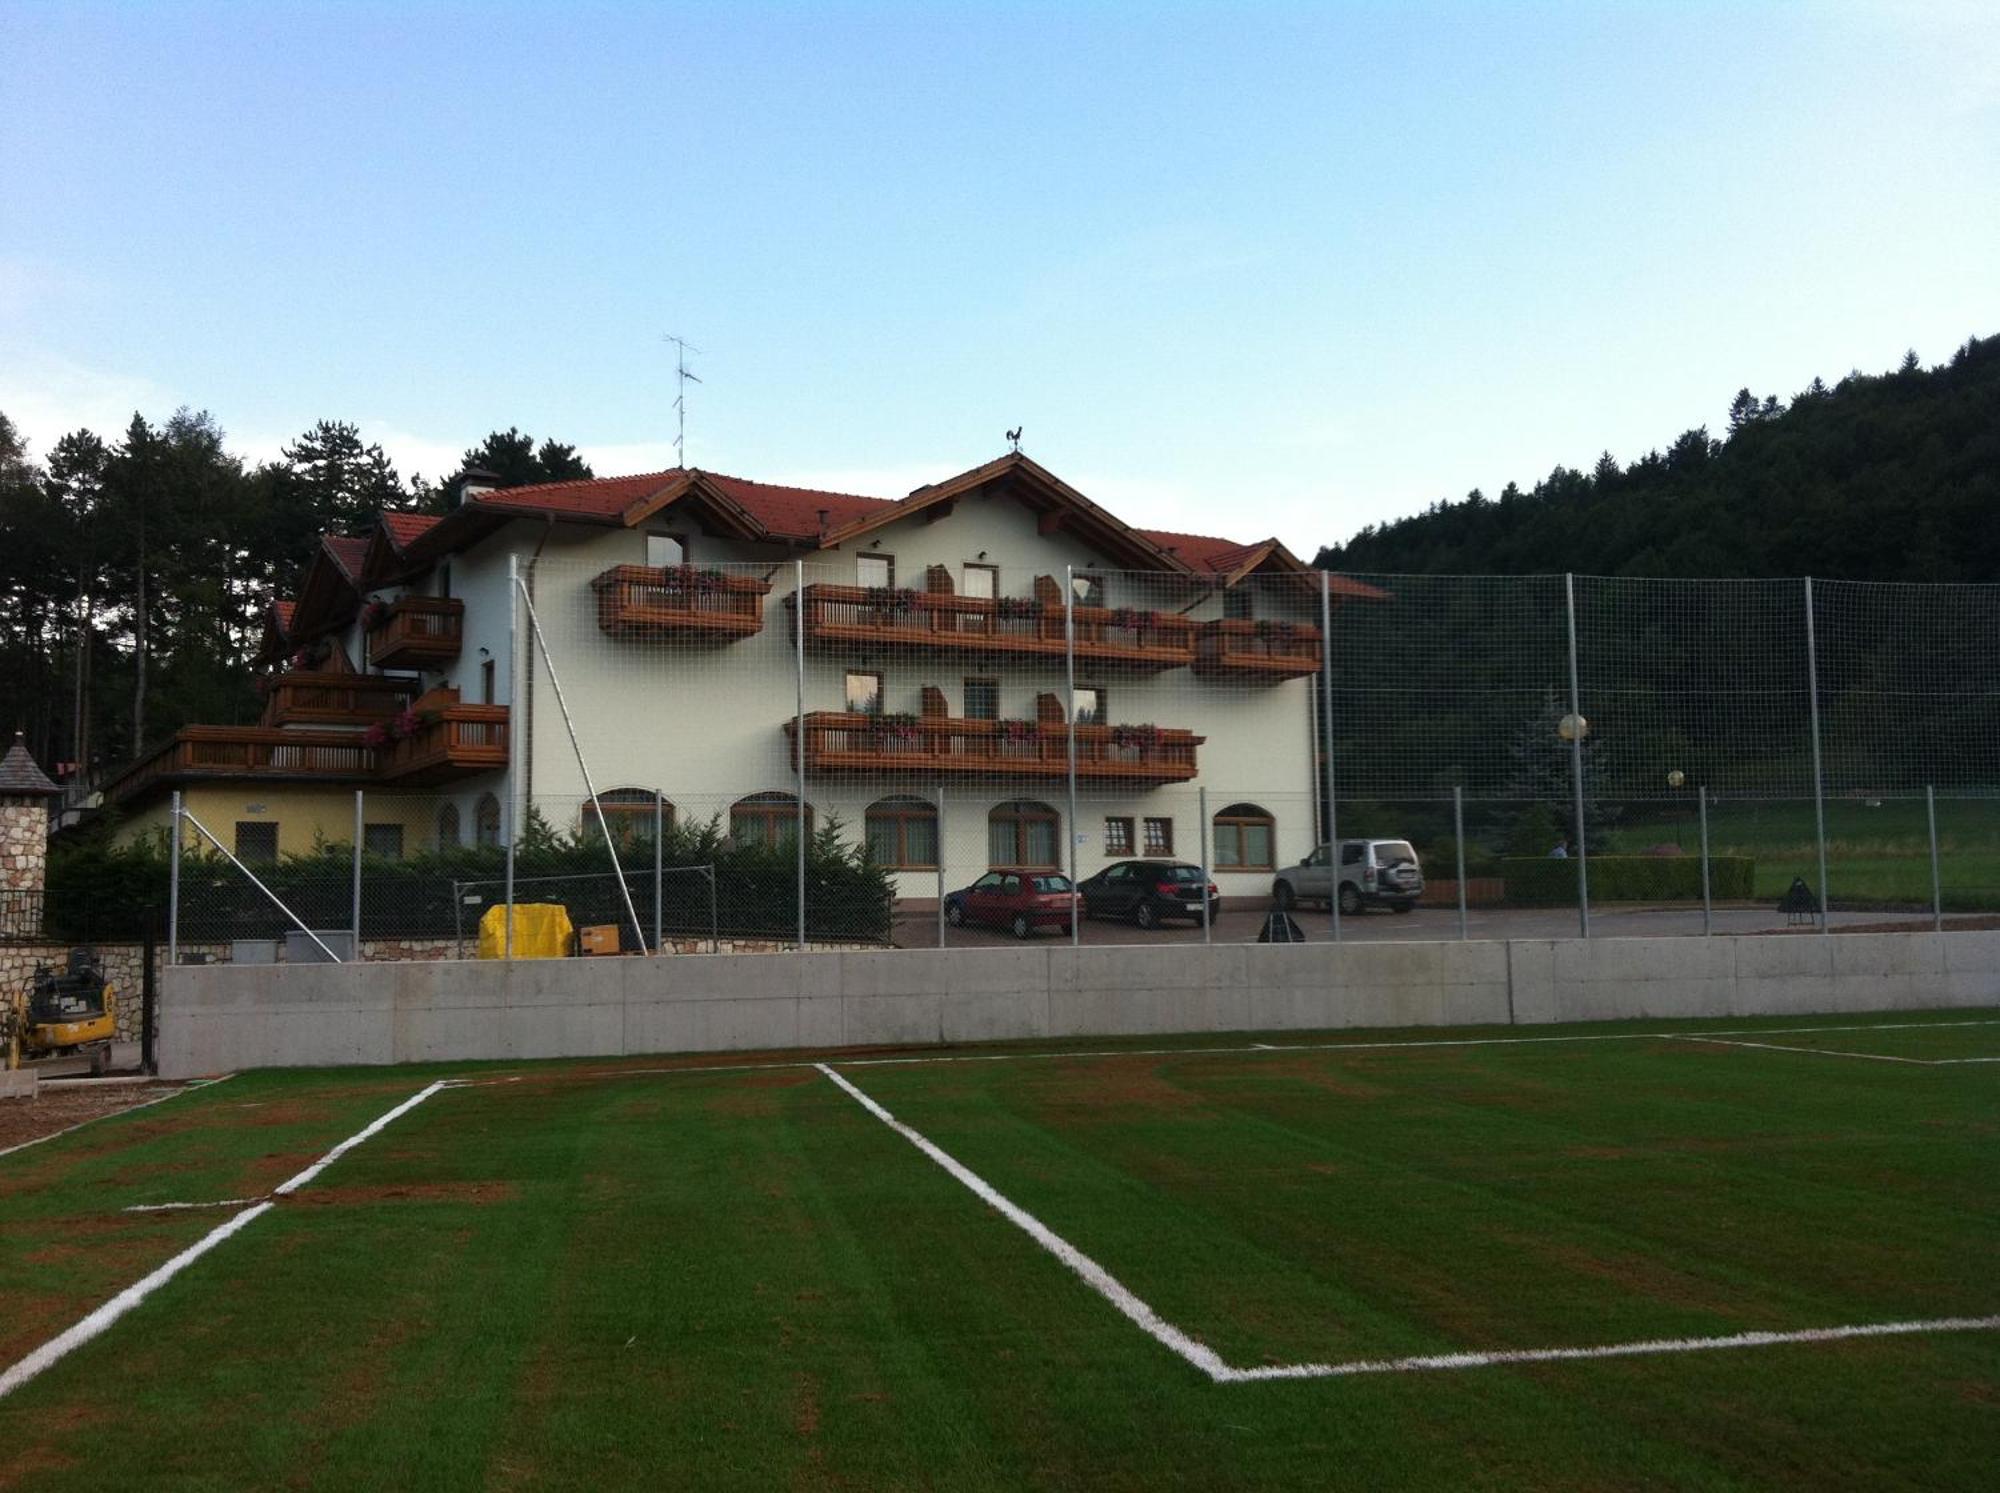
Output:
[
  {"xmin": 1064, "ymin": 565, "xmax": 1079, "ymax": 949},
  {"xmin": 1927, "ymin": 785, "xmax": 1943, "ymax": 933},
  {"xmin": 653, "ymin": 791, "xmax": 664, "ymax": 954},
  {"xmin": 168, "ymin": 789, "xmax": 182, "ymax": 966},
  {"xmin": 179, "ymin": 808, "xmax": 342, "ymax": 962},
  {"xmin": 1698, "ymin": 785, "xmax": 1712, "ymax": 936},
  {"xmin": 1199, "ymin": 785, "xmax": 1211, "ymax": 944},
  {"xmin": 504, "ymin": 554, "xmax": 518, "ymax": 961},
  {"xmin": 351, "ymin": 788, "xmax": 363, "ymax": 957},
  {"xmin": 1321, "ymin": 572, "xmax": 1340, "ymax": 943},
  {"xmin": 794, "ymin": 559, "xmax": 807, "ymax": 952},
  {"xmin": 1563, "ymin": 573, "xmax": 1590, "ymax": 939},
  {"xmin": 1454, "ymin": 786, "xmax": 1468, "ymax": 941},
  {"xmin": 935, "ymin": 785, "xmax": 947, "ymax": 949},
  {"xmin": 1804, "ymin": 576, "xmax": 1831, "ymax": 932}
]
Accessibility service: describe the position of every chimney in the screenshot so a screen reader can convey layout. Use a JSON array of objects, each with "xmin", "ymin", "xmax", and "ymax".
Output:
[
  {"xmin": 457, "ymin": 466, "xmax": 502, "ymax": 506},
  {"xmin": 817, "ymin": 508, "xmax": 830, "ymax": 534}
]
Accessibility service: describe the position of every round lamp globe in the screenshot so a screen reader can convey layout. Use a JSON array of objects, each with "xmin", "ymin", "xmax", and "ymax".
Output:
[
  {"xmin": 1557, "ymin": 713, "xmax": 1589, "ymax": 742},
  {"xmin": 1667, "ymin": 769, "xmax": 1686, "ymax": 788}
]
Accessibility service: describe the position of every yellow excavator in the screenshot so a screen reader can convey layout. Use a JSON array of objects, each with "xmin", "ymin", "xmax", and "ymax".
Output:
[{"xmin": 4, "ymin": 949, "xmax": 118, "ymax": 1075}]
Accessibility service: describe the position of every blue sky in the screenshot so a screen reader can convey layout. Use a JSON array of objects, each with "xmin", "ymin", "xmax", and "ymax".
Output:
[{"xmin": 2, "ymin": 1, "xmax": 1994, "ymax": 554}]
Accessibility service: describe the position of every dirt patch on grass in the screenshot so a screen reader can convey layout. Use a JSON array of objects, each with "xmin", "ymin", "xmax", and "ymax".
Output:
[
  {"xmin": 1515, "ymin": 1234, "xmax": 1758, "ymax": 1318},
  {"xmin": 1031, "ymin": 1059, "xmax": 1206, "ymax": 1117},
  {"xmin": 0, "ymin": 1083, "xmax": 188, "ymax": 1154},
  {"xmin": 283, "ymin": 1179, "xmax": 519, "ymax": 1208},
  {"xmin": 1236, "ymin": 1054, "xmax": 1392, "ymax": 1100}
]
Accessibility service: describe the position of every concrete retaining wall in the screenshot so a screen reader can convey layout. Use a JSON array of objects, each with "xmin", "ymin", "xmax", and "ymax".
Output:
[{"xmin": 157, "ymin": 930, "xmax": 2000, "ymax": 1078}]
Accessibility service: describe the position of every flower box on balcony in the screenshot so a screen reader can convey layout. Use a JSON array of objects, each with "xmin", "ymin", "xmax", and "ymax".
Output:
[{"xmin": 593, "ymin": 565, "xmax": 772, "ymax": 639}]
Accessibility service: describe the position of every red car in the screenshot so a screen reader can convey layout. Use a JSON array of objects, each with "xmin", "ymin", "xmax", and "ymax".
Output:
[{"xmin": 945, "ymin": 869, "xmax": 1079, "ymax": 938}]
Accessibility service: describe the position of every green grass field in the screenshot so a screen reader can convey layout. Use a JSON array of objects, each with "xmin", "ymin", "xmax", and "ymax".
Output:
[
  {"xmin": 2, "ymin": 1011, "xmax": 1997, "ymax": 1489},
  {"xmin": 1607, "ymin": 796, "xmax": 2000, "ymax": 908}
]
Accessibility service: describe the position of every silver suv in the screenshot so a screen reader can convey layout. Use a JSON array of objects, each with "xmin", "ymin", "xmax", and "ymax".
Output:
[{"xmin": 1272, "ymin": 839, "xmax": 1423, "ymax": 915}]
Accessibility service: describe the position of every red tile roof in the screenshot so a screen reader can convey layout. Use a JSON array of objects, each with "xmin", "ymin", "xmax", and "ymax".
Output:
[
  {"xmin": 380, "ymin": 511, "xmax": 441, "ymax": 547},
  {"xmin": 322, "ymin": 535, "xmax": 370, "ymax": 580},
  {"xmin": 468, "ymin": 470, "xmax": 684, "ymax": 521},
  {"xmin": 1141, "ymin": 529, "xmax": 1267, "ymax": 574},
  {"xmin": 703, "ymin": 473, "xmax": 894, "ymax": 539}
]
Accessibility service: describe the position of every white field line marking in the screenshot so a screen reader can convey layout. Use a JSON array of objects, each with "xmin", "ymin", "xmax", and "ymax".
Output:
[
  {"xmin": 0, "ymin": 1203, "xmax": 275, "ymax": 1399},
  {"xmin": 123, "ymin": 1197, "xmax": 264, "ymax": 1214},
  {"xmin": 0, "ymin": 1075, "xmax": 235, "ymax": 1164},
  {"xmin": 0, "ymin": 1079, "xmax": 451, "ymax": 1402},
  {"xmin": 1220, "ymin": 1315, "xmax": 2000, "ymax": 1382},
  {"xmin": 271, "ymin": 1081, "xmax": 450, "ymax": 1195},
  {"xmin": 519, "ymin": 1017, "xmax": 2000, "ymax": 1089},
  {"xmin": 818, "ymin": 1064, "xmax": 2000, "ymax": 1387},
  {"xmin": 1673, "ymin": 1035, "xmax": 2000, "ymax": 1067},
  {"xmin": 815, "ymin": 1063, "xmax": 1232, "ymax": 1382}
]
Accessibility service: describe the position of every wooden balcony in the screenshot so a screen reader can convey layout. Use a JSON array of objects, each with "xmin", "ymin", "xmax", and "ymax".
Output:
[
  {"xmin": 377, "ymin": 705, "xmax": 510, "ymax": 786},
  {"xmin": 104, "ymin": 726, "xmax": 380, "ymax": 806},
  {"xmin": 366, "ymin": 596, "xmax": 464, "ymax": 669},
  {"xmin": 593, "ymin": 565, "xmax": 771, "ymax": 640},
  {"xmin": 259, "ymin": 671, "xmax": 419, "ymax": 728},
  {"xmin": 104, "ymin": 706, "xmax": 510, "ymax": 806},
  {"xmin": 790, "ymin": 585, "xmax": 1195, "ymax": 670},
  {"xmin": 1193, "ymin": 619, "xmax": 1323, "ymax": 680},
  {"xmin": 785, "ymin": 712, "xmax": 1202, "ymax": 783}
]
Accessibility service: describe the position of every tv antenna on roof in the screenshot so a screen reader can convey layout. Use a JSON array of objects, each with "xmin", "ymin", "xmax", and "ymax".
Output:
[{"xmin": 663, "ymin": 333, "xmax": 702, "ymax": 468}]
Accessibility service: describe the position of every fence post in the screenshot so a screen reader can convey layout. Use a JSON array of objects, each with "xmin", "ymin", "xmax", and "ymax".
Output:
[
  {"xmin": 935, "ymin": 785, "xmax": 947, "ymax": 949},
  {"xmin": 794, "ymin": 558, "xmax": 807, "ymax": 952},
  {"xmin": 504, "ymin": 553, "xmax": 519, "ymax": 961},
  {"xmin": 1927, "ymin": 785, "xmax": 1942, "ymax": 933},
  {"xmin": 1199, "ymin": 785, "xmax": 1211, "ymax": 945},
  {"xmin": 1321, "ymin": 571, "xmax": 1340, "ymax": 943},
  {"xmin": 653, "ymin": 790, "xmax": 664, "ymax": 954},
  {"xmin": 1698, "ymin": 785, "xmax": 1712, "ymax": 936},
  {"xmin": 351, "ymin": 788, "xmax": 364, "ymax": 958},
  {"xmin": 1453, "ymin": 785, "xmax": 1468, "ymax": 941},
  {"xmin": 168, "ymin": 789, "xmax": 182, "ymax": 966},
  {"xmin": 1064, "ymin": 564, "xmax": 1079, "ymax": 949},
  {"xmin": 1563, "ymin": 573, "xmax": 1590, "ymax": 939},
  {"xmin": 1804, "ymin": 576, "xmax": 1831, "ymax": 931}
]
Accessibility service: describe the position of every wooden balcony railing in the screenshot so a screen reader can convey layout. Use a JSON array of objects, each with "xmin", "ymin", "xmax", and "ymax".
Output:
[
  {"xmin": 104, "ymin": 707, "xmax": 510, "ymax": 805},
  {"xmin": 366, "ymin": 595, "xmax": 464, "ymax": 669},
  {"xmin": 259, "ymin": 671, "xmax": 419, "ymax": 728},
  {"xmin": 1192, "ymin": 619, "xmax": 1323, "ymax": 679},
  {"xmin": 785, "ymin": 712, "xmax": 1202, "ymax": 782},
  {"xmin": 790, "ymin": 585, "xmax": 1195, "ymax": 670},
  {"xmin": 377, "ymin": 705, "xmax": 511, "ymax": 785},
  {"xmin": 104, "ymin": 726, "xmax": 380, "ymax": 806},
  {"xmin": 593, "ymin": 565, "xmax": 771, "ymax": 639}
]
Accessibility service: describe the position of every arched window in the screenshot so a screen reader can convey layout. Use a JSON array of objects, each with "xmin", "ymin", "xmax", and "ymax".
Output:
[
  {"xmin": 475, "ymin": 793, "xmax": 503, "ymax": 848},
  {"xmin": 731, "ymin": 791, "xmax": 812, "ymax": 849},
  {"xmin": 865, "ymin": 796, "xmax": 938, "ymax": 870},
  {"xmin": 1213, "ymin": 803, "xmax": 1276, "ymax": 871},
  {"xmin": 580, "ymin": 789, "xmax": 670, "ymax": 846},
  {"xmin": 988, "ymin": 799, "xmax": 1059, "ymax": 869},
  {"xmin": 436, "ymin": 802, "xmax": 461, "ymax": 851}
]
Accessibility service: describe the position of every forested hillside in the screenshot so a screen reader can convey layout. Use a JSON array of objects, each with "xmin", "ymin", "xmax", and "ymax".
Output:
[{"xmin": 1316, "ymin": 335, "xmax": 2000, "ymax": 581}]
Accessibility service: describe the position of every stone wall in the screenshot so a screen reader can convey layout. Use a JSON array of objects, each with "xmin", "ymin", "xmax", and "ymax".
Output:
[{"xmin": 0, "ymin": 800, "xmax": 48, "ymax": 894}]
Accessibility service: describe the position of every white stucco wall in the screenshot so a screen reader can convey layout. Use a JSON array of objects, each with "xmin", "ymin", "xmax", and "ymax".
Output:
[{"xmin": 377, "ymin": 485, "xmax": 1324, "ymax": 897}]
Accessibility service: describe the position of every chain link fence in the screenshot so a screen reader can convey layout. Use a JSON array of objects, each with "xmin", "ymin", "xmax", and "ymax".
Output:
[{"xmin": 163, "ymin": 565, "xmax": 2000, "ymax": 963}]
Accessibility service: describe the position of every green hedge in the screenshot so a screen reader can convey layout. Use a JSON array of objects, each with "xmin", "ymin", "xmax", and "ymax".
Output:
[{"xmin": 1501, "ymin": 855, "xmax": 1755, "ymax": 905}]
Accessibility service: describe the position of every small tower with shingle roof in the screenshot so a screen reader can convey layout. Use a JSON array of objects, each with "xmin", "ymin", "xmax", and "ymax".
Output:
[{"xmin": 0, "ymin": 733, "xmax": 59, "ymax": 897}]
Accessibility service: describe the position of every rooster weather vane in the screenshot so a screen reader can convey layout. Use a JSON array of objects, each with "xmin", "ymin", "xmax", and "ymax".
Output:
[{"xmin": 1006, "ymin": 426, "xmax": 1022, "ymax": 454}]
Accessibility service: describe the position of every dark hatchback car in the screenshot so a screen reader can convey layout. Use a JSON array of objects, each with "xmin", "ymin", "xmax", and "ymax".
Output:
[
  {"xmin": 945, "ymin": 870, "xmax": 1080, "ymax": 938},
  {"xmin": 1077, "ymin": 860, "xmax": 1222, "ymax": 929}
]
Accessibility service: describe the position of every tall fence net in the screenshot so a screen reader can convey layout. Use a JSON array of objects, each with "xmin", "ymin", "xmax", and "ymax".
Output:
[{"xmin": 162, "ymin": 565, "xmax": 2000, "ymax": 963}]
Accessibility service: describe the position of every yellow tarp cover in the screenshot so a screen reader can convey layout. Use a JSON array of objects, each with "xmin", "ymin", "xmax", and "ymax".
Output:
[{"xmin": 477, "ymin": 903, "xmax": 574, "ymax": 960}]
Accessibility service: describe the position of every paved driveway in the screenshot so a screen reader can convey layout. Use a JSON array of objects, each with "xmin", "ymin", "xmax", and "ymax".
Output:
[{"xmin": 890, "ymin": 902, "xmax": 1939, "ymax": 949}]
